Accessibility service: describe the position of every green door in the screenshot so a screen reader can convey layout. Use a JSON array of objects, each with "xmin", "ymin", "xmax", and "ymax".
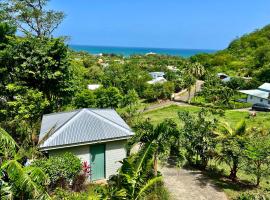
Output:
[{"xmin": 90, "ymin": 144, "xmax": 105, "ymax": 180}]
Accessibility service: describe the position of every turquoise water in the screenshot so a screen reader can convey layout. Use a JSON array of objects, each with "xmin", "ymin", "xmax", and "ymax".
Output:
[{"xmin": 69, "ymin": 45, "xmax": 216, "ymax": 57}]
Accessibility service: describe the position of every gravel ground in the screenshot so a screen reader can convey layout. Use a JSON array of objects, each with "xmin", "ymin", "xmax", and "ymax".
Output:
[{"xmin": 161, "ymin": 167, "xmax": 228, "ymax": 200}]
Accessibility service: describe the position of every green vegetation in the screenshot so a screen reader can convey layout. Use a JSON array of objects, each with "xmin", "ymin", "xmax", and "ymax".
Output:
[
  {"xmin": 191, "ymin": 24, "xmax": 270, "ymax": 83},
  {"xmin": 0, "ymin": 0, "xmax": 270, "ymax": 199}
]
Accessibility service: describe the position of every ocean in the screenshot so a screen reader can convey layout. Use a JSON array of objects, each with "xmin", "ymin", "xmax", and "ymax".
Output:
[{"xmin": 69, "ymin": 45, "xmax": 216, "ymax": 57}]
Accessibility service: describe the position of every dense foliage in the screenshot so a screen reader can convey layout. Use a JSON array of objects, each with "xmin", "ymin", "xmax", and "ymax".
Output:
[
  {"xmin": 33, "ymin": 152, "xmax": 82, "ymax": 190},
  {"xmin": 191, "ymin": 24, "xmax": 270, "ymax": 83}
]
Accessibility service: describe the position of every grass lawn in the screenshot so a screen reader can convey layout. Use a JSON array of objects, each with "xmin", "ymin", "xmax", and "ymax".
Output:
[{"xmin": 142, "ymin": 105, "xmax": 270, "ymax": 129}]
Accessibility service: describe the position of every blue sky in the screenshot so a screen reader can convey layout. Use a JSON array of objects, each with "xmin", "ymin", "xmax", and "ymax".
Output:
[{"xmin": 50, "ymin": 0, "xmax": 270, "ymax": 50}]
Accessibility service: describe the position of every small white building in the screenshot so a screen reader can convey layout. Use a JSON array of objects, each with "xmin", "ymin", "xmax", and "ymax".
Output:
[
  {"xmin": 239, "ymin": 83, "xmax": 270, "ymax": 105},
  {"xmin": 38, "ymin": 109, "xmax": 133, "ymax": 181},
  {"xmin": 147, "ymin": 72, "xmax": 166, "ymax": 84},
  {"xmin": 147, "ymin": 77, "xmax": 167, "ymax": 84},
  {"xmin": 87, "ymin": 84, "xmax": 101, "ymax": 90},
  {"xmin": 149, "ymin": 72, "xmax": 165, "ymax": 79}
]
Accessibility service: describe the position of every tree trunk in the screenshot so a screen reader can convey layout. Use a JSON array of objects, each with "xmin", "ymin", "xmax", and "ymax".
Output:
[
  {"xmin": 154, "ymin": 152, "xmax": 158, "ymax": 177},
  {"xmin": 256, "ymin": 175, "xmax": 260, "ymax": 187},
  {"xmin": 229, "ymin": 160, "xmax": 238, "ymax": 182}
]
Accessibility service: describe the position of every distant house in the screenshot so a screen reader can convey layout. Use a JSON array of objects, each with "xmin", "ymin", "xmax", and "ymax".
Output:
[
  {"xmin": 239, "ymin": 83, "xmax": 270, "ymax": 105},
  {"xmin": 147, "ymin": 77, "xmax": 167, "ymax": 84},
  {"xmin": 87, "ymin": 84, "xmax": 101, "ymax": 90},
  {"xmin": 149, "ymin": 72, "xmax": 165, "ymax": 79},
  {"xmin": 148, "ymin": 72, "xmax": 167, "ymax": 84},
  {"xmin": 217, "ymin": 73, "xmax": 231, "ymax": 82},
  {"xmin": 38, "ymin": 109, "xmax": 134, "ymax": 181}
]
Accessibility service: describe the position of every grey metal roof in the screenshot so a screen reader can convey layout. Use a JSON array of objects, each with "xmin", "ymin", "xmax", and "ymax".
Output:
[
  {"xmin": 258, "ymin": 83, "xmax": 270, "ymax": 92},
  {"xmin": 39, "ymin": 109, "xmax": 133, "ymax": 150},
  {"xmin": 239, "ymin": 89, "xmax": 269, "ymax": 99}
]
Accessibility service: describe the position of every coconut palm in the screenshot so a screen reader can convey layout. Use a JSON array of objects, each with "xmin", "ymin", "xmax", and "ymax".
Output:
[
  {"xmin": 0, "ymin": 127, "xmax": 50, "ymax": 199},
  {"xmin": 215, "ymin": 120, "xmax": 248, "ymax": 181}
]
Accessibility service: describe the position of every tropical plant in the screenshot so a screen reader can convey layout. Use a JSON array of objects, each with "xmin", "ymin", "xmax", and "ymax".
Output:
[
  {"xmin": 107, "ymin": 142, "xmax": 163, "ymax": 200},
  {"xmin": 215, "ymin": 120, "xmax": 248, "ymax": 181},
  {"xmin": 0, "ymin": 127, "xmax": 50, "ymax": 199},
  {"xmin": 243, "ymin": 128, "xmax": 270, "ymax": 187},
  {"xmin": 132, "ymin": 119, "xmax": 178, "ymax": 176},
  {"xmin": 178, "ymin": 108, "xmax": 217, "ymax": 169}
]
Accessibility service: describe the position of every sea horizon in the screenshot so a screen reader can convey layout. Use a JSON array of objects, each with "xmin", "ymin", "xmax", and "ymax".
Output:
[{"xmin": 69, "ymin": 44, "xmax": 218, "ymax": 57}]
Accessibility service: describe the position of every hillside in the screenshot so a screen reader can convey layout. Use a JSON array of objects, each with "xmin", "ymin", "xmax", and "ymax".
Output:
[{"xmin": 191, "ymin": 24, "xmax": 270, "ymax": 82}]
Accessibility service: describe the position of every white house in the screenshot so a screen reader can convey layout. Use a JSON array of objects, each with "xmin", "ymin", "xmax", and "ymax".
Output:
[
  {"xmin": 147, "ymin": 77, "xmax": 167, "ymax": 84},
  {"xmin": 147, "ymin": 72, "xmax": 167, "ymax": 84},
  {"xmin": 149, "ymin": 72, "xmax": 165, "ymax": 79},
  {"xmin": 38, "ymin": 109, "xmax": 133, "ymax": 181},
  {"xmin": 239, "ymin": 83, "xmax": 270, "ymax": 105}
]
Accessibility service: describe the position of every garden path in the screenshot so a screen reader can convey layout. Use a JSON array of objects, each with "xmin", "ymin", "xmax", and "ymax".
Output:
[{"xmin": 160, "ymin": 167, "xmax": 228, "ymax": 200}]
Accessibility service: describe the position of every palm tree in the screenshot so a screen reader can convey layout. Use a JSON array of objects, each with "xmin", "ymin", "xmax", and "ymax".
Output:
[
  {"xmin": 131, "ymin": 119, "xmax": 177, "ymax": 176},
  {"xmin": 0, "ymin": 128, "xmax": 50, "ymax": 199},
  {"xmin": 215, "ymin": 120, "xmax": 248, "ymax": 181},
  {"xmin": 189, "ymin": 62, "xmax": 206, "ymax": 79}
]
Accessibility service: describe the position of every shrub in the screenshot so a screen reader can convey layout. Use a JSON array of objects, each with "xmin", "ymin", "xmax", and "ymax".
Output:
[{"xmin": 33, "ymin": 152, "xmax": 82, "ymax": 190}]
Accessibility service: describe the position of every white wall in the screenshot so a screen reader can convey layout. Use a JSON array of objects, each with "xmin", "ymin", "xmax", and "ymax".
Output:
[
  {"xmin": 48, "ymin": 140, "xmax": 128, "ymax": 180},
  {"xmin": 49, "ymin": 145, "xmax": 90, "ymax": 164},
  {"xmin": 247, "ymin": 95, "xmax": 270, "ymax": 105},
  {"xmin": 105, "ymin": 140, "xmax": 127, "ymax": 179}
]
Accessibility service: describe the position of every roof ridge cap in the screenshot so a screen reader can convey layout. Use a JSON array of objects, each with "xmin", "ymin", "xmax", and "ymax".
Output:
[{"xmin": 86, "ymin": 109, "xmax": 132, "ymax": 132}]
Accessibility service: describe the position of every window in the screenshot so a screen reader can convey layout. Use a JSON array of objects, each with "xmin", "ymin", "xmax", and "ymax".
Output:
[
  {"xmin": 260, "ymin": 98, "xmax": 263, "ymax": 102},
  {"xmin": 250, "ymin": 96, "xmax": 253, "ymax": 100}
]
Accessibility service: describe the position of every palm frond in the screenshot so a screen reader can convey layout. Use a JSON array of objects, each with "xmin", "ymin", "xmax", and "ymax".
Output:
[
  {"xmin": 135, "ymin": 176, "xmax": 163, "ymax": 200},
  {"xmin": 0, "ymin": 127, "xmax": 18, "ymax": 156},
  {"xmin": 235, "ymin": 120, "xmax": 246, "ymax": 137},
  {"xmin": 2, "ymin": 160, "xmax": 50, "ymax": 199}
]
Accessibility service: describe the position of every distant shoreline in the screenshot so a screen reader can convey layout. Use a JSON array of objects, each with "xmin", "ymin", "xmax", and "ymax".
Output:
[{"xmin": 69, "ymin": 44, "xmax": 217, "ymax": 57}]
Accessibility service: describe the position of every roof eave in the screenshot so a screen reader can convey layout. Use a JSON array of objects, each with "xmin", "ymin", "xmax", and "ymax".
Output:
[{"xmin": 39, "ymin": 135, "xmax": 133, "ymax": 151}]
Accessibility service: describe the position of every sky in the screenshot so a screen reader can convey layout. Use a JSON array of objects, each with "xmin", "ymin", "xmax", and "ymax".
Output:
[{"xmin": 50, "ymin": 0, "xmax": 270, "ymax": 50}]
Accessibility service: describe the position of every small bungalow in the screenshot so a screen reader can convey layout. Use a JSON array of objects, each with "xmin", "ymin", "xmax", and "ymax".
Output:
[
  {"xmin": 239, "ymin": 83, "xmax": 270, "ymax": 105},
  {"xmin": 38, "ymin": 108, "xmax": 134, "ymax": 181}
]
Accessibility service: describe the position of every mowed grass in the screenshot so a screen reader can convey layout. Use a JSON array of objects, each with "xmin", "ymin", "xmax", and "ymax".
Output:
[{"xmin": 142, "ymin": 105, "xmax": 270, "ymax": 129}]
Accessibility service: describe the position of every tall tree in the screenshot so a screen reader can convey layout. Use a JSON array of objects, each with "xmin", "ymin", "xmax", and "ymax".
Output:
[{"xmin": 1, "ymin": 0, "xmax": 65, "ymax": 37}]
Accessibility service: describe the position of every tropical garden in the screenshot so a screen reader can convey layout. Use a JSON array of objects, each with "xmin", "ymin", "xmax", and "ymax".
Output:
[{"xmin": 0, "ymin": 0, "xmax": 270, "ymax": 200}]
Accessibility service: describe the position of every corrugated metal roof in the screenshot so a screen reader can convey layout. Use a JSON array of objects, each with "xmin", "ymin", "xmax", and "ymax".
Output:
[
  {"xmin": 239, "ymin": 89, "xmax": 269, "ymax": 99},
  {"xmin": 39, "ymin": 109, "xmax": 133, "ymax": 149},
  {"xmin": 258, "ymin": 83, "xmax": 270, "ymax": 92}
]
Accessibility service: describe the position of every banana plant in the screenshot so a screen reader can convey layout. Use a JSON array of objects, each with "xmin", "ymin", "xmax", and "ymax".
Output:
[{"xmin": 0, "ymin": 127, "xmax": 50, "ymax": 199}]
